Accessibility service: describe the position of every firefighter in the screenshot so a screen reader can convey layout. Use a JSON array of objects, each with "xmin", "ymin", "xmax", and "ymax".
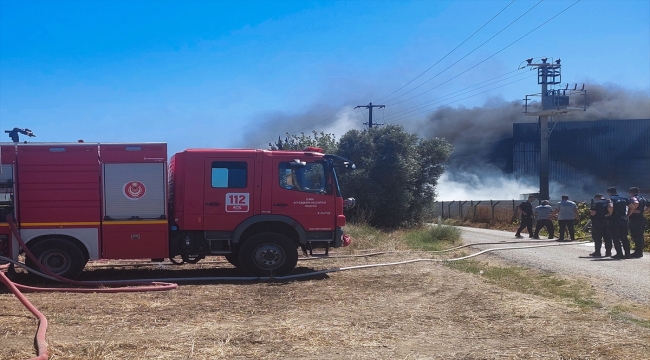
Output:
[
  {"xmin": 589, "ymin": 194, "xmax": 611, "ymax": 257},
  {"xmin": 605, "ymin": 187, "xmax": 632, "ymax": 259},
  {"xmin": 628, "ymin": 187, "xmax": 647, "ymax": 258}
]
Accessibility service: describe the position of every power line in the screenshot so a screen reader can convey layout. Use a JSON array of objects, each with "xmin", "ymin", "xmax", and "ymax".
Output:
[
  {"xmin": 385, "ymin": 73, "xmax": 535, "ymax": 122},
  {"xmin": 267, "ymin": 0, "xmax": 581, "ymax": 141},
  {"xmin": 308, "ymin": 73, "xmax": 534, "ymax": 133},
  {"xmin": 376, "ymin": 0, "xmax": 517, "ymax": 103},
  {"xmin": 382, "ymin": 69, "xmax": 525, "ymax": 120},
  {"xmin": 391, "ymin": 74, "xmax": 536, "ymax": 122},
  {"xmin": 357, "ymin": 107, "xmax": 368, "ymax": 123},
  {"xmin": 308, "ymin": 73, "xmax": 533, "ymax": 134},
  {"xmin": 383, "ymin": 0, "xmax": 580, "ymax": 107},
  {"xmin": 384, "ymin": 0, "xmax": 544, "ymax": 105},
  {"xmin": 279, "ymin": 0, "xmax": 520, "ymax": 139}
]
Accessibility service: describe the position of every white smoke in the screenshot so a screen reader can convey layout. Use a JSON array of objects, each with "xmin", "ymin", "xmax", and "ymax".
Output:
[
  {"xmin": 319, "ymin": 106, "xmax": 364, "ymax": 138},
  {"xmin": 436, "ymin": 167, "xmax": 537, "ymax": 201}
]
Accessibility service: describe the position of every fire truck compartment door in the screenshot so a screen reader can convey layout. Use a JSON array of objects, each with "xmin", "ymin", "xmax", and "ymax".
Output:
[{"xmin": 103, "ymin": 163, "xmax": 166, "ymax": 220}]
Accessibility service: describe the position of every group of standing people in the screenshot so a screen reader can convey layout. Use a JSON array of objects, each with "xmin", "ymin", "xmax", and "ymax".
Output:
[
  {"xmin": 515, "ymin": 194, "xmax": 579, "ymax": 241},
  {"xmin": 589, "ymin": 187, "xmax": 647, "ymax": 259},
  {"xmin": 514, "ymin": 187, "xmax": 647, "ymax": 259}
]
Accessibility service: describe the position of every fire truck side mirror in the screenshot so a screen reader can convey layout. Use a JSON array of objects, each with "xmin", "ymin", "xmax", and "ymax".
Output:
[{"xmin": 344, "ymin": 197, "xmax": 356, "ymax": 209}]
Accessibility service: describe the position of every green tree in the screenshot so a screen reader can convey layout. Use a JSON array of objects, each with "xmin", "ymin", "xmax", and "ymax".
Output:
[
  {"xmin": 337, "ymin": 125, "xmax": 452, "ymax": 228},
  {"xmin": 269, "ymin": 131, "xmax": 338, "ymax": 154}
]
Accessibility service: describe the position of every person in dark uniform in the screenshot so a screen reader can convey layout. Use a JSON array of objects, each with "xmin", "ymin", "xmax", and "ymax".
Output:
[
  {"xmin": 589, "ymin": 194, "xmax": 611, "ymax": 257},
  {"xmin": 628, "ymin": 187, "xmax": 647, "ymax": 258},
  {"xmin": 515, "ymin": 195, "xmax": 535, "ymax": 238},
  {"xmin": 533, "ymin": 200, "xmax": 554, "ymax": 239},
  {"xmin": 606, "ymin": 187, "xmax": 632, "ymax": 259}
]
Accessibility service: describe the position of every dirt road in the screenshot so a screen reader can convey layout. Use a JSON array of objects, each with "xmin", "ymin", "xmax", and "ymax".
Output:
[
  {"xmin": 1, "ymin": 237, "xmax": 649, "ymax": 359},
  {"xmin": 460, "ymin": 227, "xmax": 650, "ymax": 305}
]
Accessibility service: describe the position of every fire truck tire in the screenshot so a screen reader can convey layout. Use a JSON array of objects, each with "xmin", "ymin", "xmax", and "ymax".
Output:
[
  {"xmin": 238, "ymin": 233, "xmax": 298, "ymax": 276},
  {"xmin": 25, "ymin": 238, "xmax": 88, "ymax": 280},
  {"xmin": 224, "ymin": 253, "xmax": 241, "ymax": 268}
]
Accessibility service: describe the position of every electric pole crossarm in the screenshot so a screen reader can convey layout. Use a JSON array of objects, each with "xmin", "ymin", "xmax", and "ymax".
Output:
[{"xmin": 355, "ymin": 102, "xmax": 386, "ymax": 128}]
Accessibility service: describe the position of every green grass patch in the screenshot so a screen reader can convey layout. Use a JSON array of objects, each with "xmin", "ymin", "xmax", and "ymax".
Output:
[
  {"xmin": 609, "ymin": 306, "xmax": 650, "ymax": 329},
  {"xmin": 343, "ymin": 223, "xmax": 462, "ymax": 253},
  {"xmin": 405, "ymin": 225, "xmax": 462, "ymax": 251},
  {"xmin": 446, "ymin": 260, "xmax": 599, "ymax": 309}
]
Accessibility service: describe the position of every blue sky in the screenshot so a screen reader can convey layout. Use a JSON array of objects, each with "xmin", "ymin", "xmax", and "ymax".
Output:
[{"xmin": 1, "ymin": 0, "xmax": 649, "ymax": 154}]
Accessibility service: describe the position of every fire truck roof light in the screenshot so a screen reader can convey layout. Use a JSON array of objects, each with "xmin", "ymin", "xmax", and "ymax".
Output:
[{"xmin": 304, "ymin": 147, "xmax": 323, "ymax": 153}]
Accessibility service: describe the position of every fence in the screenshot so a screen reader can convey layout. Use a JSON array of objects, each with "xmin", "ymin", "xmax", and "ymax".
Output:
[
  {"xmin": 433, "ymin": 199, "xmax": 594, "ymax": 224},
  {"xmin": 433, "ymin": 200, "xmax": 520, "ymax": 223}
]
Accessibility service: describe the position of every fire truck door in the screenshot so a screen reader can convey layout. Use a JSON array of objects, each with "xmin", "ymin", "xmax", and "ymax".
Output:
[
  {"xmin": 271, "ymin": 159, "xmax": 336, "ymax": 231},
  {"xmin": 203, "ymin": 158, "xmax": 255, "ymax": 231}
]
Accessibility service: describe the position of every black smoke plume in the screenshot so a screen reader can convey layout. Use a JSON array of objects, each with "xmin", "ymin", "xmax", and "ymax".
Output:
[{"xmin": 242, "ymin": 84, "xmax": 650, "ymax": 200}]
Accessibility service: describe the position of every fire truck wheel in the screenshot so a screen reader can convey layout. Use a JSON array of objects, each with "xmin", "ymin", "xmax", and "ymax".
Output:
[
  {"xmin": 224, "ymin": 253, "xmax": 241, "ymax": 268},
  {"xmin": 25, "ymin": 238, "xmax": 88, "ymax": 280},
  {"xmin": 238, "ymin": 233, "xmax": 298, "ymax": 277}
]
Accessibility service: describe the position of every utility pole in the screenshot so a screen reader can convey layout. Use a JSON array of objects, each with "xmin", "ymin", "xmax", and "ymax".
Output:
[
  {"xmin": 355, "ymin": 102, "xmax": 385, "ymax": 128},
  {"xmin": 522, "ymin": 57, "xmax": 586, "ymax": 200}
]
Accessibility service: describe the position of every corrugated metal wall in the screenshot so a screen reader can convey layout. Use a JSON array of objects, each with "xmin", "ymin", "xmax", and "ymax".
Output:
[{"xmin": 513, "ymin": 119, "xmax": 650, "ymax": 193}]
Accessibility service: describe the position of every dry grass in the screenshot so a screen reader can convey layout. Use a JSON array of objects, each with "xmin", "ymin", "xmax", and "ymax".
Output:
[
  {"xmin": 2, "ymin": 228, "xmax": 650, "ymax": 359},
  {"xmin": 442, "ymin": 206, "xmax": 519, "ymax": 232},
  {"xmin": 446, "ymin": 260, "xmax": 600, "ymax": 309},
  {"xmin": 342, "ymin": 223, "xmax": 411, "ymax": 253},
  {"xmin": 471, "ymin": 205, "xmax": 515, "ymax": 224}
]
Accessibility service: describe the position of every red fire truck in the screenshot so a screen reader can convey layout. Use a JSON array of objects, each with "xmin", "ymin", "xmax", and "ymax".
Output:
[{"xmin": 0, "ymin": 142, "xmax": 355, "ymax": 278}]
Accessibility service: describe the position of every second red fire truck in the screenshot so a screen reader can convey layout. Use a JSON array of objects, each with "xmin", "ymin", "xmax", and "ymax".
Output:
[{"xmin": 0, "ymin": 142, "xmax": 355, "ymax": 278}]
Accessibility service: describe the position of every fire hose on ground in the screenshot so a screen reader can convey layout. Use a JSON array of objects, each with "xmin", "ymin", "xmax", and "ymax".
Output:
[
  {"xmin": 2, "ymin": 215, "xmax": 179, "ymax": 360},
  {"xmin": 1, "ymin": 214, "xmax": 589, "ymax": 360}
]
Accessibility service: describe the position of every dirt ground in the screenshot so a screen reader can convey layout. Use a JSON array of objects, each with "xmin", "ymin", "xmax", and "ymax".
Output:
[{"xmin": 1, "ymin": 252, "xmax": 649, "ymax": 360}]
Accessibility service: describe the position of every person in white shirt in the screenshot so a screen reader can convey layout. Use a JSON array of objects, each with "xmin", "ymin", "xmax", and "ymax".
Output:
[{"xmin": 551, "ymin": 195, "xmax": 578, "ymax": 241}]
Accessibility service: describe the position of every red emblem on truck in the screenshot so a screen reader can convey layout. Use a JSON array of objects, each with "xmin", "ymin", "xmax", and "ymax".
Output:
[{"xmin": 123, "ymin": 181, "xmax": 146, "ymax": 200}]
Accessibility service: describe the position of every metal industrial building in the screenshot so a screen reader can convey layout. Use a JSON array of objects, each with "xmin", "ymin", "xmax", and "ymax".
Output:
[{"xmin": 512, "ymin": 118, "xmax": 650, "ymax": 197}]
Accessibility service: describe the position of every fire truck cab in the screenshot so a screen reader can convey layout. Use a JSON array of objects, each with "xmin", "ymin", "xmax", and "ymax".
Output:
[{"xmin": 0, "ymin": 142, "xmax": 355, "ymax": 278}]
